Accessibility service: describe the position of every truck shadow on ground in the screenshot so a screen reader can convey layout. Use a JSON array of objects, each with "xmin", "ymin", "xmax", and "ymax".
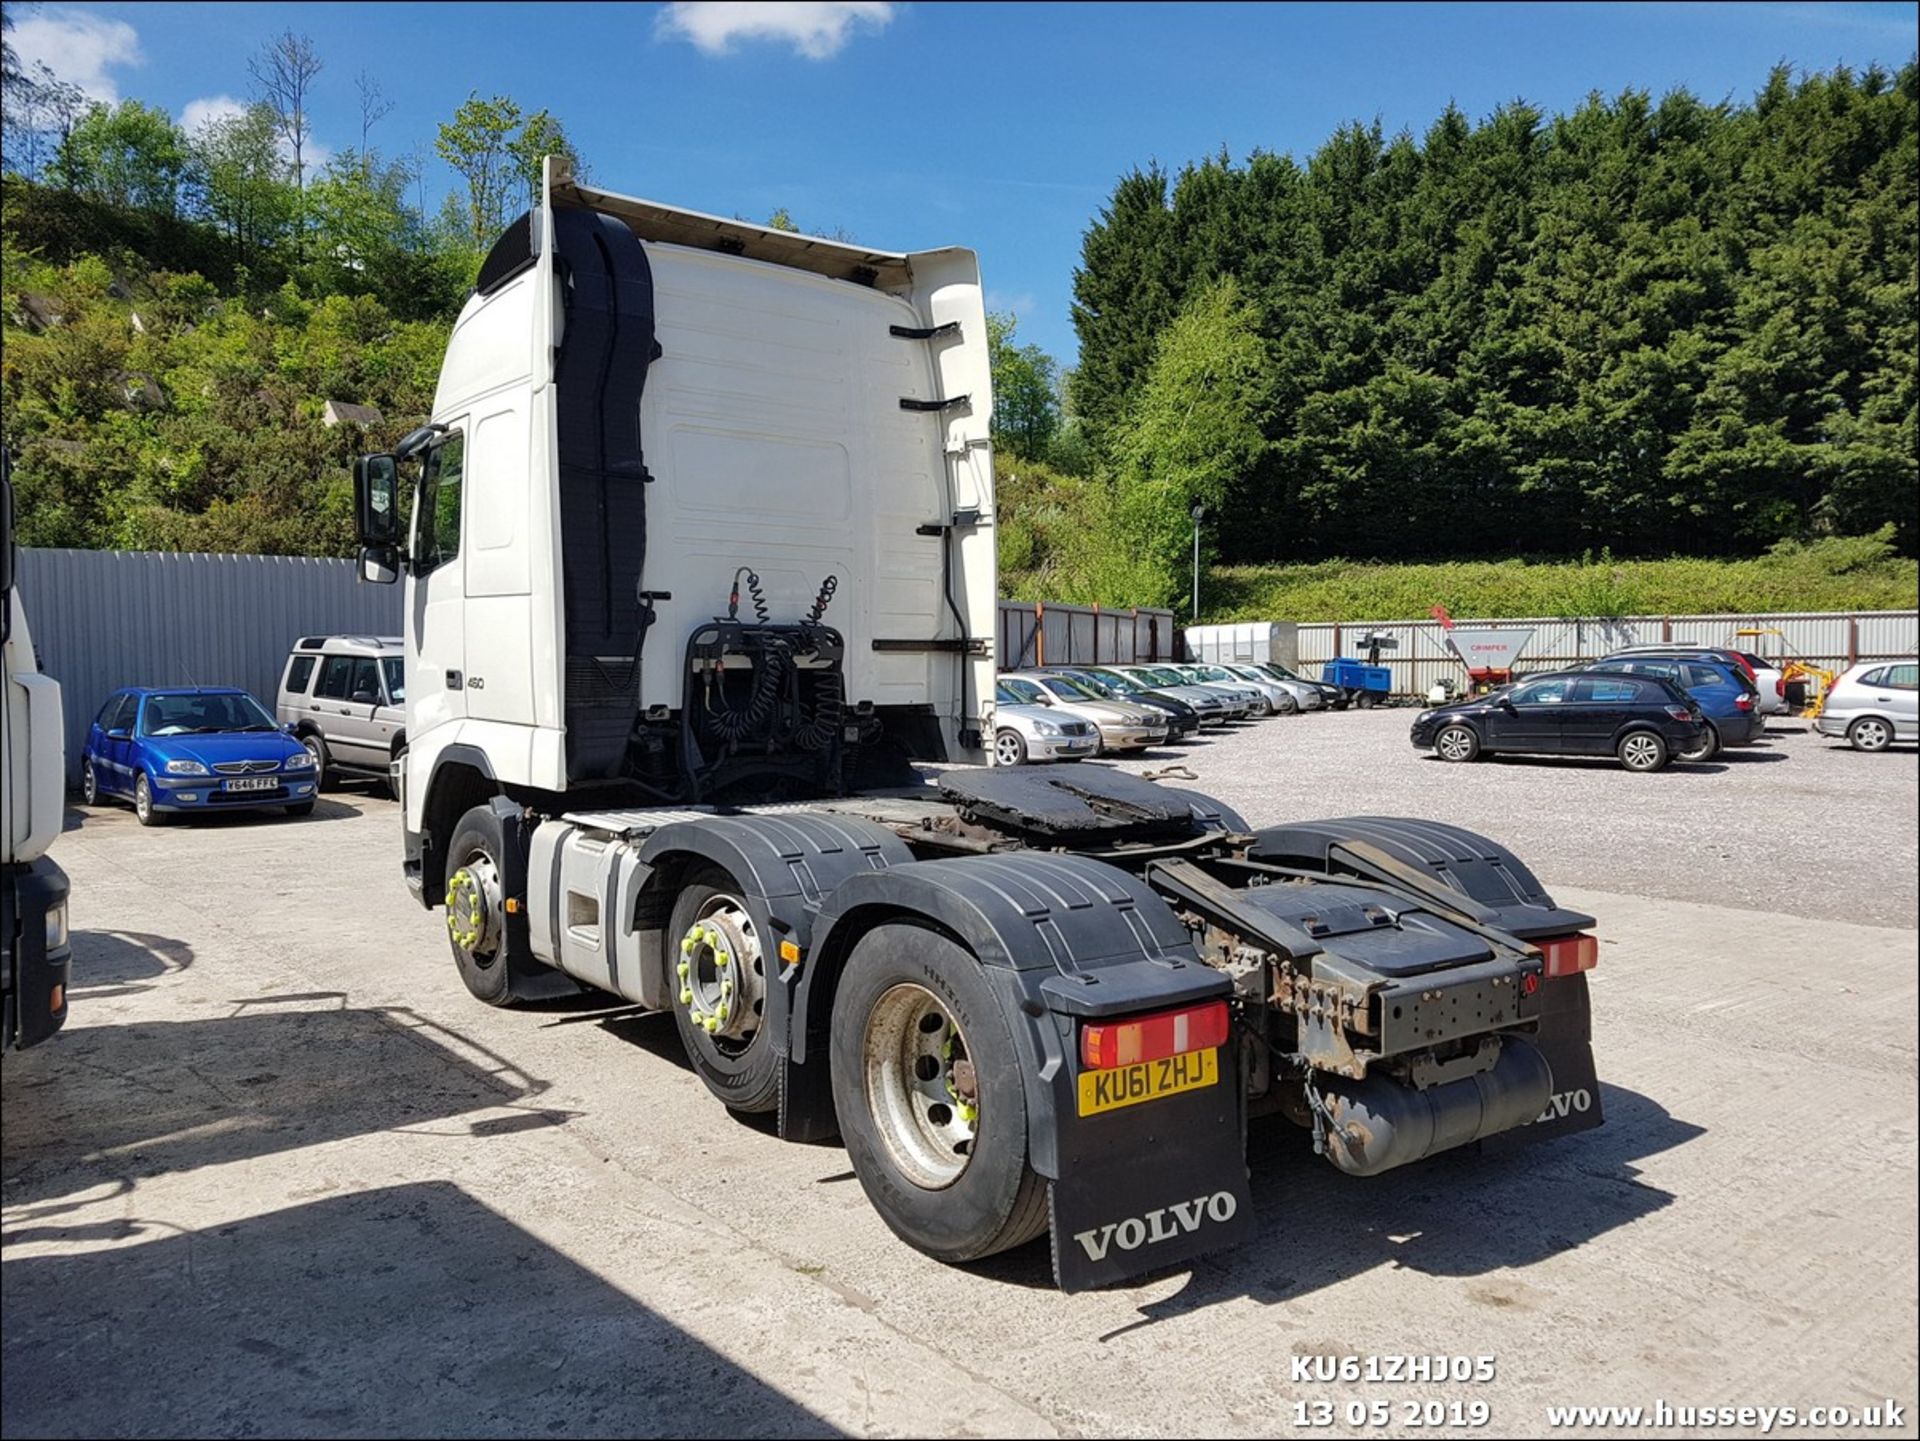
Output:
[
  {"xmin": 965, "ymin": 1080, "xmax": 1701, "ymax": 1324},
  {"xmin": 61, "ymin": 928, "xmax": 194, "ymax": 1001},
  {"xmin": 0, "ymin": 996, "xmax": 575, "ymax": 1211},
  {"xmin": 1, "ymin": 1181, "xmax": 843, "ymax": 1439}
]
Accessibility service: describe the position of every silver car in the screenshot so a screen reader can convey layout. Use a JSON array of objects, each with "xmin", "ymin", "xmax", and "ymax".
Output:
[
  {"xmin": 1113, "ymin": 664, "xmax": 1249, "ymax": 722},
  {"xmin": 276, "ymin": 635, "xmax": 406, "ymax": 785},
  {"xmin": 1223, "ymin": 661, "xmax": 1321, "ymax": 713},
  {"xmin": 1001, "ymin": 671, "xmax": 1169, "ymax": 751},
  {"xmin": 993, "ymin": 680, "xmax": 1099, "ymax": 765},
  {"xmin": 1814, "ymin": 660, "xmax": 1917, "ymax": 752},
  {"xmin": 1167, "ymin": 663, "xmax": 1270, "ymax": 716}
]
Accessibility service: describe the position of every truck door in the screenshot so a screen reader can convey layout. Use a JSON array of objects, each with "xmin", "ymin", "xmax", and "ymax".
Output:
[{"xmin": 408, "ymin": 426, "xmax": 468, "ymax": 739}]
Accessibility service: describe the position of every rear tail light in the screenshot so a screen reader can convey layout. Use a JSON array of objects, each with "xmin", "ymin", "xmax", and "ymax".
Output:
[
  {"xmin": 1080, "ymin": 999, "xmax": 1230, "ymax": 1070},
  {"xmin": 1665, "ymin": 705, "xmax": 1693, "ymax": 720},
  {"xmin": 1734, "ymin": 694, "xmax": 1753, "ymax": 711},
  {"xmin": 1775, "ymin": 678, "xmax": 1785, "ymax": 696},
  {"xmin": 1537, "ymin": 933, "xmax": 1598, "ymax": 978}
]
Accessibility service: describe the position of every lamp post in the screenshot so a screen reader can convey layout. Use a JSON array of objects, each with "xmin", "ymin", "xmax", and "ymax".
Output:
[{"xmin": 1189, "ymin": 501, "xmax": 1207, "ymax": 622}]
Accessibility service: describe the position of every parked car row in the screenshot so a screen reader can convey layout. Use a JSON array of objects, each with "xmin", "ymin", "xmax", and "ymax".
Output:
[
  {"xmin": 79, "ymin": 634, "xmax": 406, "ymax": 825},
  {"xmin": 991, "ymin": 659, "xmax": 1344, "ymax": 765},
  {"xmin": 1412, "ymin": 644, "xmax": 1918, "ymax": 771}
]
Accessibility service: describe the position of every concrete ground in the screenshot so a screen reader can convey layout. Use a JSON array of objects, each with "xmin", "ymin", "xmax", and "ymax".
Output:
[{"xmin": 4, "ymin": 713, "xmax": 1916, "ymax": 1439}]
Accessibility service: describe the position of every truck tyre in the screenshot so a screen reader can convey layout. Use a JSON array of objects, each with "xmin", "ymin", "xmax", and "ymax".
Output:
[
  {"xmin": 301, "ymin": 731, "xmax": 333, "ymax": 791},
  {"xmin": 829, "ymin": 921, "xmax": 1048, "ymax": 1264},
  {"xmin": 134, "ymin": 773, "xmax": 167, "ymax": 826},
  {"xmin": 1678, "ymin": 723, "xmax": 1721, "ymax": 763},
  {"xmin": 1434, "ymin": 724, "xmax": 1480, "ymax": 762},
  {"xmin": 444, "ymin": 802, "xmax": 537, "ymax": 1006},
  {"xmin": 1848, "ymin": 716, "xmax": 1893, "ymax": 753},
  {"xmin": 1617, "ymin": 731, "xmax": 1668, "ymax": 772},
  {"xmin": 667, "ymin": 866, "xmax": 780, "ymax": 1113},
  {"xmin": 994, "ymin": 728, "xmax": 1028, "ymax": 767}
]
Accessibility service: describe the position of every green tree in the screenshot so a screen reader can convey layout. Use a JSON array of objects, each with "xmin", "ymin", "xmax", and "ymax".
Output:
[
  {"xmin": 189, "ymin": 101, "xmax": 294, "ymax": 270},
  {"xmin": 1111, "ymin": 277, "xmax": 1273, "ymax": 606},
  {"xmin": 49, "ymin": 100, "xmax": 190, "ymax": 214},
  {"xmin": 985, "ymin": 311, "xmax": 1061, "ymax": 461},
  {"xmin": 436, "ymin": 92, "xmax": 522, "ymax": 247},
  {"xmin": 508, "ymin": 108, "xmax": 580, "ymax": 209}
]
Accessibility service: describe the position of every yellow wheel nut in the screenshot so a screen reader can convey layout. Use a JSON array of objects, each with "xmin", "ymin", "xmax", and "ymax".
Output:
[
  {"xmin": 704, "ymin": 1016, "xmax": 720, "ymax": 1033},
  {"xmin": 677, "ymin": 961, "xmax": 690, "ymax": 978},
  {"xmin": 720, "ymin": 980, "xmax": 732, "ymax": 995},
  {"xmin": 680, "ymin": 936, "xmax": 694, "ymax": 954},
  {"xmin": 680, "ymin": 988, "xmax": 693, "ymax": 1005}
]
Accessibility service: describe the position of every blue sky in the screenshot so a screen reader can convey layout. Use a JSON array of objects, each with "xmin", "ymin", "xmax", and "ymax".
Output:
[{"xmin": 13, "ymin": 2, "xmax": 1917, "ymax": 364}]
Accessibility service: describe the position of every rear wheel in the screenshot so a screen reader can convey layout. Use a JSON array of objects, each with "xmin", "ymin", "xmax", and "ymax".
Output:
[
  {"xmin": 1848, "ymin": 716, "xmax": 1894, "ymax": 753},
  {"xmin": 668, "ymin": 868, "xmax": 779, "ymax": 1113},
  {"xmin": 1677, "ymin": 724, "xmax": 1721, "ymax": 763},
  {"xmin": 994, "ymin": 728, "xmax": 1028, "ymax": 767},
  {"xmin": 133, "ymin": 773, "xmax": 167, "ymax": 826},
  {"xmin": 830, "ymin": 923, "xmax": 1047, "ymax": 1263},
  {"xmin": 1434, "ymin": 724, "xmax": 1480, "ymax": 762},
  {"xmin": 1274, "ymin": 691, "xmax": 1299, "ymax": 716},
  {"xmin": 1617, "ymin": 730, "xmax": 1668, "ymax": 772}
]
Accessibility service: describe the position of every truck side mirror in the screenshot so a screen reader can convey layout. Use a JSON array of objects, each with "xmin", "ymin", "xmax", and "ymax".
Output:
[
  {"xmin": 354, "ymin": 453, "xmax": 402, "ymax": 548},
  {"xmin": 359, "ymin": 546, "xmax": 400, "ymax": 585}
]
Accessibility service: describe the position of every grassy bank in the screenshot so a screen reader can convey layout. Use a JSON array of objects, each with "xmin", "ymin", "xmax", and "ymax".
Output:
[{"xmin": 1195, "ymin": 535, "xmax": 1918, "ymax": 623}]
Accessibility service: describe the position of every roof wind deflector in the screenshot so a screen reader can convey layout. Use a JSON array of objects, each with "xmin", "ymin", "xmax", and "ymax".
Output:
[
  {"xmin": 474, "ymin": 211, "xmax": 542, "ymax": 297},
  {"xmin": 900, "ymin": 395, "xmax": 971, "ymax": 413}
]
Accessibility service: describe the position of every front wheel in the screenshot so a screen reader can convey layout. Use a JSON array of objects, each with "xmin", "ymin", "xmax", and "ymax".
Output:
[
  {"xmin": 1848, "ymin": 716, "xmax": 1894, "ymax": 752},
  {"xmin": 1274, "ymin": 692, "xmax": 1299, "ymax": 716},
  {"xmin": 134, "ymin": 773, "xmax": 167, "ymax": 826},
  {"xmin": 829, "ymin": 923, "xmax": 1048, "ymax": 1264},
  {"xmin": 1617, "ymin": 730, "xmax": 1669, "ymax": 772},
  {"xmin": 81, "ymin": 758, "xmax": 100, "ymax": 806},
  {"xmin": 1434, "ymin": 724, "xmax": 1480, "ymax": 763},
  {"xmin": 994, "ymin": 728, "xmax": 1028, "ymax": 767},
  {"xmin": 668, "ymin": 868, "xmax": 779, "ymax": 1113},
  {"xmin": 1677, "ymin": 724, "xmax": 1721, "ymax": 763},
  {"xmin": 444, "ymin": 802, "xmax": 525, "ymax": 1006}
]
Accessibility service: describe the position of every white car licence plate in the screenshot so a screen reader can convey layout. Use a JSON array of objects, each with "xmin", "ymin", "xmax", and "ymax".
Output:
[{"xmin": 225, "ymin": 776, "xmax": 277, "ymax": 792}]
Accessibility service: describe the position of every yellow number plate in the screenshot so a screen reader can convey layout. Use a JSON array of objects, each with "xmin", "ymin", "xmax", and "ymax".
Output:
[{"xmin": 1076, "ymin": 1047, "xmax": 1219, "ymax": 1117}]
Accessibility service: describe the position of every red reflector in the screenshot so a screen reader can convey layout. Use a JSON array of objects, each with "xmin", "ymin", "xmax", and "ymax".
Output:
[
  {"xmin": 1081, "ymin": 999, "xmax": 1229, "ymax": 1070},
  {"xmin": 1537, "ymin": 934, "xmax": 1598, "ymax": 978}
]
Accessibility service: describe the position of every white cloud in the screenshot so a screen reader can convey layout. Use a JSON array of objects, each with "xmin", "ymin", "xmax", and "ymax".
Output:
[
  {"xmin": 180, "ymin": 94, "xmax": 248, "ymax": 136},
  {"xmin": 180, "ymin": 94, "xmax": 333, "ymax": 172},
  {"xmin": 656, "ymin": 2, "xmax": 895, "ymax": 59},
  {"xmin": 8, "ymin": 6, "xmax": 143, "ymax": 104}
]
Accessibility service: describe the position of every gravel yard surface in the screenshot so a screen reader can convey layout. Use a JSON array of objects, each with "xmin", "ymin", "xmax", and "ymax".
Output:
[{"xmin": 1105, "ymin": 707, "xmax": 1918, "ymax": 928}]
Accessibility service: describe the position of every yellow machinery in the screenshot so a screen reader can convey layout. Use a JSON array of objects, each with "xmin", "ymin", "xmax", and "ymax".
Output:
[{"xmin": 1734, "ymin": 627, "xmax": 1838, "ymax": 718}]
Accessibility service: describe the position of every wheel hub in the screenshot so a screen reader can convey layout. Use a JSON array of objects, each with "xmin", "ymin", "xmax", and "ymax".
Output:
[
  {"xmin": 863, "ymin": 983, "xmax": 978, "ymax": 1189},
  {"xmin": 446, "ymin": 857, "xmax": 502, "ymax": 957},
  {"xmin": 677, "ymin": 900, "xmax": 764, "ymax": 1045}
]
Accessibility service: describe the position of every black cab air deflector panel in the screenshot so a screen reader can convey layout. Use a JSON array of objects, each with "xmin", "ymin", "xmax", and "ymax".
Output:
[{"xmin": 551, "ymin": 206, "xmax": 659, "ymax": 782}]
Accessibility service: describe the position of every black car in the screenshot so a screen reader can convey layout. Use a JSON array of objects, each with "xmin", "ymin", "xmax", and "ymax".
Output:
[
  {"xmin": 1049, "ymin": 666, "xmax": 1201, "ymax": 739},
  {"xmin": 1409, "ymin": 670, "xmax": 1706, "ymax": 772}
]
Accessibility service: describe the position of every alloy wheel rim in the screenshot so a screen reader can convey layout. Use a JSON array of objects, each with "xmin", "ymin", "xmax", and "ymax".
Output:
[
  {"xmin": 995, "ymin": 732, "xmax": 1022, "ymax": 765},
  {"xmin": 1439, "ymin": 729, "xmax": 1471, "ymax": 760},
  {"xmin": 676, "ymin": 894, "xmax": 765, "ymax": 1050},
  {"xmin": 1624, "ymin": 736, "xmax": 1659, "ymax": 768},
  {"xmin": 863, "ymin": 982, "xmax": 977, "ymax": 1189},
  {"xmin": 1857, "ymin": 719, "xmax": 1889, "ymax": 748}
]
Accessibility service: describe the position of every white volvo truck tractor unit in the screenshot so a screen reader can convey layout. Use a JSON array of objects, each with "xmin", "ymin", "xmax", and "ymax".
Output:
[{"xmin": 349, "ymin": 161, "xmax": 1605, "ymax": 1290}]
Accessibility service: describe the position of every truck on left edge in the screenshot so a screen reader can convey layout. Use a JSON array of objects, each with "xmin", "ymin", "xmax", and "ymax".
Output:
[{"xmin": 1, "ymin": 448, "xmax": 72, "ymax": 1054}]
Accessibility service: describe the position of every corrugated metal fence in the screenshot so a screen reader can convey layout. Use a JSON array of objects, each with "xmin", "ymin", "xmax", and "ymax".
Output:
[
  {"xmin": 19, "ymin": 548, "xmax": 401, "ymax": 781},
  {"xmin": 1291, "ymin": 610, "xmax": 1920, "ymax": 698},
  {"xmin": 996, "ymin": 600, "xmax": 1179, "ymax": 668}
]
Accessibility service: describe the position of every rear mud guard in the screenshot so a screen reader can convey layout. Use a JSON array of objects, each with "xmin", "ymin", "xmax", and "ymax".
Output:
[{"xmin": 805, "ymin": 854, "xmax": 1254, "ymax": 1289}]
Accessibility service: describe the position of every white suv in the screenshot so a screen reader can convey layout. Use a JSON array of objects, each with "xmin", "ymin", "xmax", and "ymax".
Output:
[{"xmin": 276, "ymin": 636, "xmax": 406, "ymax": 787}]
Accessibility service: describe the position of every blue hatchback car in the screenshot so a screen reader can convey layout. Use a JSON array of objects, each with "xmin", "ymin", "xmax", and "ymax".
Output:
[
  {"xmin": 1587, "ymin": 656, "xmax": 1762, "ymax": 761},
  {"xmin": 81, "ymin": 687, "xmax": 319, "ymax": 825}
]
